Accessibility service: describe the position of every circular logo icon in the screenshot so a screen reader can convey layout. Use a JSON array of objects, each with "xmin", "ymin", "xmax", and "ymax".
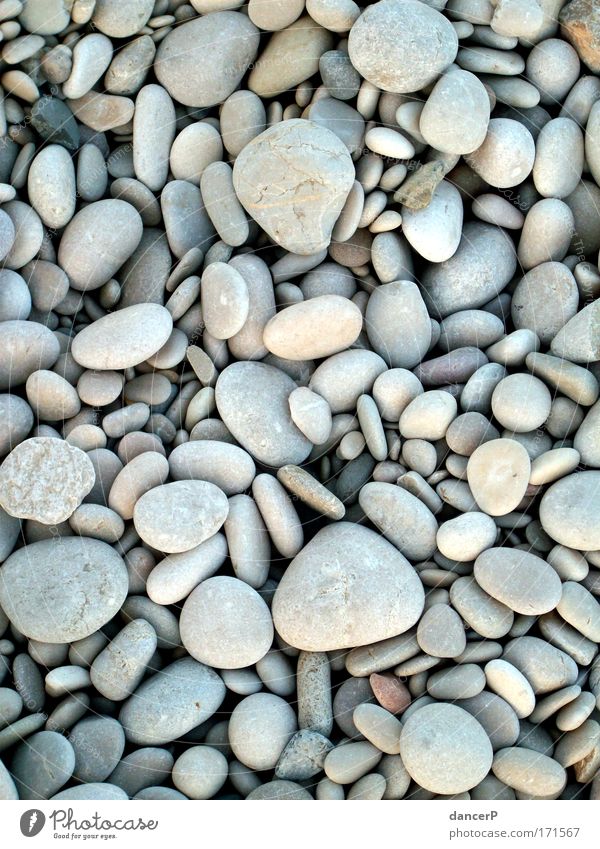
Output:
[{"xmin": 20, "ymin": 810, "xmax": 46, "ymax": 837}]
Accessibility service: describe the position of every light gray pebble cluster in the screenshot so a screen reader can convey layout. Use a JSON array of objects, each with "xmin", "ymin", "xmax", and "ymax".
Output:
[{"xmin": 0, "ymin": 0, "xmax": 599, "ymax": 804}]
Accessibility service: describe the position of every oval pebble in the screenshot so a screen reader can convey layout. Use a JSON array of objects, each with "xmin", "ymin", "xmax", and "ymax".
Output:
[
  {"xmin": 348, "ymin": 0, "xmax": 458, "ymax": 93},
  {"xmin": 474, "ymin": 548, "xmax": 562, "ymax": 615},
  {"xmin": 119, "ymin": 658, "xmax": 225, "ymax": 746},
  {"xmin": 133, "ymin": 480, "xmax": 228, "ymax": 554},
  {"xmin": 467, "ymin": 438, "xmax": 531, "ymax": 517},
  {"xmin": 264, "ymin": 295, "xmax": 362, "ymax": 361},
  {"xmin": 58, "ymin": 200, "xmax": 143, "ymax": 292},
  {"xmin": 72, "ymin": 304, "xmax": 173, "ymax": 370},
  {"xmin": 540, "ymin": 471, "xmax": 600, "ymax": 550},
  {"xmin": 216, "ymin": 362, "xmax": 312, "ymax": 467}
]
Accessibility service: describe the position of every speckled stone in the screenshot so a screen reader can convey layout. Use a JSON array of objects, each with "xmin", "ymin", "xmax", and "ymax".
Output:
[
  {"xmin": 0, "ymin": 536, "xmax": 128, "ymax": 643},
  {"xmin": 0, "ymin": 437, "xmax": 95, "ymax": 524}
]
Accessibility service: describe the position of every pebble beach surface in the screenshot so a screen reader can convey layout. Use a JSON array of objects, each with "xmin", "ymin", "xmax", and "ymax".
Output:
[{"xmin": 0, "ymin": 0, "xmax": 599, "ymax": 804}]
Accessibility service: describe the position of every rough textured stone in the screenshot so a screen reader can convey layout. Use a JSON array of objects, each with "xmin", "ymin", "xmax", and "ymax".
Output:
[
  {"xmin": 233, "ymin": 120, "xmax": 354, "ymax": 255},
  {"xmin": 0, "ymin": 438, "xmax": 95, "ymax": 524},
  {"xmin": 348, "ymin": 0, "xmax": 458, "ymax": 93},
  {"xmin": 560, "ymin": 0, "xmax": 600, "ymax": 73}
]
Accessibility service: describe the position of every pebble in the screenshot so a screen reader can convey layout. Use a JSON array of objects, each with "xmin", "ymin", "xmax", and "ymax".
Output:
[
  {"xmin": 248, "ymin": 17, "xmax": 333, "ymax": 98},
  {"xmin": 512, "ymin": 263, "xmax": 579, "ymax": 344},
  {"xmin": 503, "ymin": 637, "xmax": 578, "ymax": 694},
  {"xmin": 417, "ymin": 604, "xmax": 467, "ymax": 658},
  {"xmin": 348, "ymin": 0, "xmax": 457, "ymax": 93},
  {"xmin": 427, "ymin": 664, "xmax": 486, "ymax": 700},
  {"xmin": 133, "ymin": 85, "xmax": 175, "ymax": 192},
  {"xmin": 492, "ymin": 748, "xmax": 566, "ymax": 797},
  {"xmin": 400, "ymin": 703, "xmax": 493, "ymax": 794},
  {"xmin": 272, "ymin": 523, "xmax": 424, "ymax": 651},
  {"xmin": 366, "ymin": 280, "xmax": 431, "ymax": 369},
  {"xmin": 540, "ymin": 471, "xmax": 600, "ymax": 550},
  {"xmin": 574, "ymin": 401, "xmax": 600, "ymax": 466},
  {"xmin": 90, "ymin": 619, "xmax": 157, "ymax": 701},
  {"xmin": 324, "ymin": 740, "xmax": 382, "ymax": 784},
  {"xmin": 436, "ymin": 512, "xmax": 497, "ymax": 562},
  {"xmin": 557, "ymin": 582, "xmax": 600, "ymax": 642},
  {"xmin": 474, "ymin": 547, "xmax": 562, "ymax": 615},
  {"xmin": 119, "ymin": 658, "xmax": 225, "ymax": 746},
  {"xmin": 467, "ymin": 438, "xmax": 531, "ymax": 516},
  {"xmin": 359, "ymin": 481, "xmax": 438, "ymax": 561},
  {"xmin": 491, "ymin": 373, "xmax": 552, "ymax": 432},
  {"xmin": 402, "ymin": 181, "xmax": 463, "ymax": 263},
  {"xmin": 353, "ymin": 703, "xmax": 402, "ymax": 755},
  {"xmin": 422, "ymin": 222, "xmax": 517, "ymax": 318},
  {"xmin": 420, "ymin": 69, "xmax": 490, "ymax": 155},
  {"xmin": 70, "ymin": 716, "xmax": 125, "ymax": 783},
  {"xmin": 133, "ymin": 480, "xmax": 228, "ymax": 554},
  {"xmin": 58, "ymin": 200, "xmax": 143, "ymax": 292},
  {"xmin": 172, "ymin": 746, "xmax": 228, "ymax": 800},
  {"xmin": 551, "ymin": 299, "xmax": 600, "ymax": 363},
  {"xmin": 0, "ymin": 536, "xmax": 128, "ymax": 643},
  {"xmin": 533, "ymin": 117, "xmax": 584, "ymax": 199},
  {"xmin": 180, "ymin": 576, "xmax": 273, "ymax": 669},
  {"xmin": 155, "ymin": 12, "xmax": 258, "ymax": 108},
  {"xmin": 230, "ymin": 693, "xmax": 297, "ymax": 771},
  {"xmin": 484, "ymin": 659, "xmax": 536, "ymax": 718},
  {"xmin": 275, "ymin": 729, "xmax": 333, "ymax": 780},
  {"xmin": 450, "ymin": 577, "xmax": 514, "ymax": 639},
  {"xmin": 233, "ymin": 120, "xmax": 354, "ymax": 255},
  {"xmin": 465, "ymin": 118, "xmax": 535, "ymax": 188},
  {"xmin": 265, "ymin": 295, "xmax": 362, "ymax": 361},
  {"xmin": 215, "ymin": 362, "xmax": 312, "ymax": 467},
  {"xmin": 0, "ymin": 437, "xmax": 94, "ymax": 524},
  {"xmin": 72, "ymin": 304, "xmax": 173, "ymax": 369},
  {"xmin": 11, "ymin": 731, "xmax": 75, "ymax": 800},
  {"xmin": 108, "ymin": 452, "xmax": 169, "ymax": 520}
]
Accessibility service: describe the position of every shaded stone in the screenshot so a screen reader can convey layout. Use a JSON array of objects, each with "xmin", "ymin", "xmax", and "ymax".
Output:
[{"xmin": 30, "ymin": 97, "xmax": 80, "ymax": 151}]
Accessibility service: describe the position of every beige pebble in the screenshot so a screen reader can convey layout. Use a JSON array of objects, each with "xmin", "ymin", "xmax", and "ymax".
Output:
[
  {"xmin": 467, "ymin": 438, "xmax": 531, "ymax": 516},
  {"xmin": 474, "ymin": 547, "xmax": 562, "ymax": 615},
  {"xmin": 353, "ymin": 703, "xmax": 402, "ymax": 755},
  {"xmin": 264, "ymin": 295, "xmax": 362, "ymax": 362},
  {"xmin": 484, "ymin": 659, "xmax": 536, "ymax": 718},
  {"xmin": 201, "ymin": 262, "xmax": 249, "ymax": 341},
  {"xmin": 417, "ymin": 603, "xmax": 467, "ymax": 658},
  {"xmin": 492, "ymin": 748, "xmax": 566, "ymax": 797},
  {"xmin": 108, "ymin": 452, "xmax": 169, "ymax": 520}
]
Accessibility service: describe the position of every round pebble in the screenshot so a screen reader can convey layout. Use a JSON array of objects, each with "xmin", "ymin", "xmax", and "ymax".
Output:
[{"xmin": 400, "ymin": 704, "xmax": 493, "ymax": 794}]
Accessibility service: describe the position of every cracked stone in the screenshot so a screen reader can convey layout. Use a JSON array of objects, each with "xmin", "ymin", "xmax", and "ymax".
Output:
[{"xmin": 232, "ymin": 119, "xmax": 355, "ymax": 255}]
